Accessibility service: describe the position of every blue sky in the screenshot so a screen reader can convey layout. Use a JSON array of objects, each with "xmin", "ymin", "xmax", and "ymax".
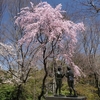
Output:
[
  {"xmin": 42, "ymin": 0, "xmax": 79, "ymax": 16},
  {"xmin": 41, "ymin": 0, "xmax": 83, "ymax": 15},
  {"xmin": 2, "ymin": 0, "xmax": 75, "ymax": 25},
  {"xmin": 41, "ymin": 0, "xmax": 78, "ymax": 11},
  {"xmin": 3, "ymin": 0, "xmax": 100, "ymax": 24},
  {"xmin": 42, "ymin": 0, "xmax": 68, "ymax": 8},
  {"xmin": 42, "ymin": 0, "xmax": 83, "ymax": 21}
]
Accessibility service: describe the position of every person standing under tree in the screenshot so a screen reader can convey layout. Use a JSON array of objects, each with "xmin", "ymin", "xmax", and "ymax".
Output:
[{"xmin": 65, "ymin": 66, "xmax": 77, "ymax": 97}]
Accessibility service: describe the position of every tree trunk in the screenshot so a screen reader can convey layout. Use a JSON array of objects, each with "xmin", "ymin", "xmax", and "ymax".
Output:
[
  {"xmin": 94, "ymin": 72, "xmax": 100, "ymax": 97},
  {"xmin": 38, "ymin": 69, "xmax": 48, "ymax": 100},
  {"xmin": 16, "ymin": 84, "xmax": 22, "ymax": 100},
  {"xmin": 38, "ymin": 47, "xmax": 48, "ymax": 100},
  {"xmin": 94, "ymin": 73, "xmax": 98, "ymax": 88}
]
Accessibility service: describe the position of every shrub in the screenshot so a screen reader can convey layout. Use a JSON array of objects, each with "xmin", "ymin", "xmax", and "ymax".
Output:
[
  {"xmin": 0, "ymin": 84, "xmax": 15, "ymax": 100},
  {"xmin": 76, "ymin": 83, "xmax": 100, "ymax": 100}
]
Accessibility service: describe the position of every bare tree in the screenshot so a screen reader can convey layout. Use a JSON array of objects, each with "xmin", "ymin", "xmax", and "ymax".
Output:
[
  {"xmin": 77, "ymin": 20, "xmax": 100, "ymax": 96},
  {"xmin": 0, "ymin": 0, "xmax": 5, "ymax": 24},
  {"xmin": 0, "ymin": 0, "xmax": 40, "ymax": 100},
  {"xmin": 80, "ymin": 0, "xmax": 100, "ymax": 13}
]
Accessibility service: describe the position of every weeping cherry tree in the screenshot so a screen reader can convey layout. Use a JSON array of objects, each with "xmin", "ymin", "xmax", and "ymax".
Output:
[{"xmin": 15, "ymin": 2, "xmax": 85, "ymax": 100}]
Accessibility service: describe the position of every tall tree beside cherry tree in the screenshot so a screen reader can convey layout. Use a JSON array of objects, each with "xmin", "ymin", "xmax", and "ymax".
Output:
[
  {"xmin": 0, "ymin": 0, "xmax": 5, "ymax": 24},
  {"xmin": 15, "ymin": 2, "xmax": 85, "ymax": 100}
]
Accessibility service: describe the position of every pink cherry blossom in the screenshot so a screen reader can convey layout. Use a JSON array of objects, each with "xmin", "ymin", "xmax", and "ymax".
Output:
[
  {"xmin": 15, "ymin": 2, "xmax": 85, "ymax": 77},
  {"xmin": 71, "ymin": 62, "xmax": 86, "ymax": 77}
]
